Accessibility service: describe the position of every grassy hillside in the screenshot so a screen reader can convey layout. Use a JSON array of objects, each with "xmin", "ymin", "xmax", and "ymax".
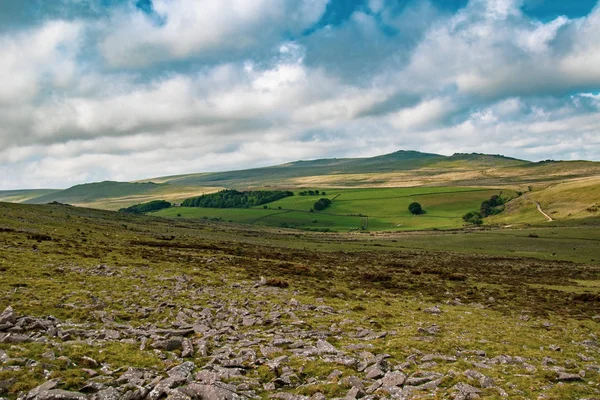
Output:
[
  {"xmin": 0, "ymin": 202, "xmax": 598, "ymax": 398},
  {"xmin": 489, "ymin": 175, "xmax": 600, "ymax": 225},
  {"xmin": 145, "ymin": 151, "xmax": 600, "ymax": 192},
  {"xmin": 22, "ymin": 181, "xmax": 222, "ymax": 211},
  {"xmin": 145, "ymin": 150, "xmax": 447, "ymax": 187},
  {"xmin": 154, "ymin": 187, "xmax": 513, "ymax": 232},
  {"xmin": 4, "ymin": 151, "xmax": 599, "ymax": 224},
  {"xmin": 145, "ymin": 151, "xmax": 535, "ymax": 188},
  {"xmin": 0, "ymin": 189, "xmax": 58, "ymax": 203}
]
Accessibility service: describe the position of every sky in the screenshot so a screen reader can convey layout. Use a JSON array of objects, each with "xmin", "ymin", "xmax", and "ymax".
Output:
[{"xmin": 1, "ymin": 0, "xmax": 600, "ymax": 189}]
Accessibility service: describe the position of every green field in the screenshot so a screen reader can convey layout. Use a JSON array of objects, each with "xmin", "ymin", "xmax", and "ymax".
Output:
[
  {"xmin": 154, "ymin": 206, "xmax": 275, "ymax": 224},
  {"xmin": 153, "ymin": 187, "xmax": 510, "ymax": 232}
]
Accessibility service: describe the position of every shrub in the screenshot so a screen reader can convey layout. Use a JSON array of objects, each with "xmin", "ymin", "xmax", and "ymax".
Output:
[
  {"xmin": 480, "ymin": 194, "xmax": 506, "ymax": 217},
  {"xmin": 408, "ymin": 202, "xmax": 423, "ymax": 215},
  {"xmin": 362, "ymin": 272, "xmax": 393, "ymax": 282},
  {"xmin": 443, "ymin": 273, "xmax": 467, "ymax": 281},
  {"xmin": 313, "ymin": 198, "xmax": 332, "ymax": 211},
  {"xmin": 265, "ymin": 278, "xmax": 289, "ymax": 288},
  {"xmin": 119, "ymin": 200, "xmax": 171, "ymax": 214},
  {"xmin": 27, "ymin": 233, "xmax": 52, "ymax": 242},
  {"xmin": 463, "ymin": 211, "xmax": 483, "ymax": 225}
]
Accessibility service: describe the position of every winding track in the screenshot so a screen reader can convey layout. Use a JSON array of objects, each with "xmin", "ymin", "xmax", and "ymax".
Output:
[{"xmin": 524, "ymin": 194, "xmax": 553, "ymax": 222}]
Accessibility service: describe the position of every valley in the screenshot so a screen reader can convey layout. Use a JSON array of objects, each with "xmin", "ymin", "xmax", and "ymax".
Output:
[{"xmin": 0, "ymin": 201, "xmax": 598, "ymax": 399}]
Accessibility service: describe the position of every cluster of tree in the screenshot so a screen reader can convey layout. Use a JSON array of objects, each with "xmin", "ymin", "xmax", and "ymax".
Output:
[
  {"xmin": 313, "ymin": 198, "xmax": 332, "ymax": 211},
  {"xmin": 182, "ymin": 190, "xmax": 293, "ymax": 208},
  {"xmin": 408, "ymin": 202, "xmax": 424, "ymax": 215},
  {"xmin": 480, "ymin": 195, "xmax": 505, "ymax": 217},
  {"xmin": 462, "ymin": 211, "xmax": 483, "ymax": 225},
  {"xmin": 119, "ymin": 200, "xmax": 172, "ymax": 214},
  {"xmin": 299, "ymin": 190, "xmax": 326, "ymax": 196},
  {"xmin": 463, "ymin": 194, "xmax": 506, "ymax": 225}
]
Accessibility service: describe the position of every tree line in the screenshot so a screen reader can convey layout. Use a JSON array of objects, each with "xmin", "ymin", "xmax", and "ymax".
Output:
[
  {"xmin": 299, "ymin": 190, "xmax": 327, "ymax": 196},
  {"xmin": 181, "ymin": 190, "xmax": 294, "ymax": 209},
  {"xmin": 462, "ymin": 194, "xmax": 506, "ymax": 225},
  {"xmin": 119, "ymin": 200, "xmax": 172, "ymax": 214}
]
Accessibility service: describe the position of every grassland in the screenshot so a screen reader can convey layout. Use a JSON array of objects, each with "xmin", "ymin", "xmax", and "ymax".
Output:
[
  {"xmin": 0, "ymin": 202, "xmax": 599, "ymax": 399},
  {"xmin": 20, "ymin": 181, "xmax": 222, "ymax": 211},
  {"xmin": 153, "ymin": 187, "xmax": 512, "ymax": 232},
  {"xmin": 143, "ymin": 152, "xmax": 599, "ymax": 190},
  {"xmin": 488, "ymin": 175, "xmax": 600, "ymax": 225},
  {"xmin": 6, "ymin": 152, "xmax": 599, "ymax": 232},
  {"xmin": 0, "ymin": 189, "xmax": 58, "ymax": 203}
]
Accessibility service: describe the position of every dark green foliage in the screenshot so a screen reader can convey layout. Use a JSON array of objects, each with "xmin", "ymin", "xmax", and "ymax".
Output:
[
  {"xmin": 313, "ymin": 198, "xmax": 332, "ymax": 211},
  {"xmin": 480, "ymin": 194, "xmax": 505, "ymax": 217},
  {"xmin": 119, "ymin": 200, "xmax": 171, "ymax": 214},
  {"xmin": 298, "ymin": 190, "xmax": 322, "ymax": 196},
  {"xmin": 182, "ymin": 190, "xmax": 293, "ymax": 208},
  {"xmin": 463, "ymin": 211, "xmax": 483, "ymax": 225},
  {"xmin": 408, "ymin": 202, "xmax": 423, "ymax": 215}
]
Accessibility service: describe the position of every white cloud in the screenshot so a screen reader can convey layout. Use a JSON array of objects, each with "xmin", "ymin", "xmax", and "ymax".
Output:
[
  {"xmin": 0, "ymin": 20, "xmax": 81, "ymax": 104},
  {"xmin": 1, "ymin": 0, "xmax": 600, "ymax": 189},
  {"xmin": 100, "ymin": 0, "xmax": 329, "ymax": 67},
  {"xmin": 389, "ymin": 98, "xmax": 457, "ymax": 131}
]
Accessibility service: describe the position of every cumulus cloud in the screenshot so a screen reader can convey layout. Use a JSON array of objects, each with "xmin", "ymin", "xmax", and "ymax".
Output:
[
  {"xmin": 100, "ymin": 0, "xmax": 329, "ymax": 67},
  {"xmin": 0, "ymin": 0, "xmax": 599, "ymax": 189},
  {"xmin": 0, "ymin": 20, "xmax": 81, "ymax": 104}
]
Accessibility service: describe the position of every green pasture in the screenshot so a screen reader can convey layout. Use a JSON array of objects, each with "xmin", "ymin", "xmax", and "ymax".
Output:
[
  {"xmin": 153, "ymin": 206, "xmax": 274, "ymax": 224},
  {"xmin": 155, "ymin": 187, "xmax": 511, "ymax": 232}
]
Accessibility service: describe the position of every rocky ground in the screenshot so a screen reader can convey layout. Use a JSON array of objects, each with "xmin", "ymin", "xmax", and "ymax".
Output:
[
  {"xmin": 2, "ymin": 278, "xmax": 599, "ymax": 400},
  {"xmin": 1, "ymin": 202, "xmax": 599, "ymax": 399}
]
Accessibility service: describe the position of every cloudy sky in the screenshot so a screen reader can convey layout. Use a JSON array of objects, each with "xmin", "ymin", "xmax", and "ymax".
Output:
[{"xmin": 1, "ymin": 0, "xmax": 600, "ymax": 189}]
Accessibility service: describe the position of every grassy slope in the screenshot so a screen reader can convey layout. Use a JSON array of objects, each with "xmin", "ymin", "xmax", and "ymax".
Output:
[
  {"xmin": 488, "ymin": 175, "xmax": 600, "ymax": 225},
  {"xmin": 143, "ymin": 150, "xmax": 446, "ymax": 187},
  {"xmin": 0, "ymin": 189, "xmax": 58, "ymax": 203},
  {"xmin": 154, "ymin": 187, "xmax": 509, "ymax": 232},
  {"xmin": 22, "ymin": 181, "xmax": 223, "ymax": 211},
  {"xmin": 0, "ymin": 202, "xmax": 599, "ymax": 398},
  {"xmin": 5, "ymin": 152, "xmax": 598, "ymax": 225}
]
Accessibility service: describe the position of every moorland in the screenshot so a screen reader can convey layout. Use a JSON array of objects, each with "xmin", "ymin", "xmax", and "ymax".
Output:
[{"xmin": 0, "ymin": 150, "xmax": 599, "ymax": 399}]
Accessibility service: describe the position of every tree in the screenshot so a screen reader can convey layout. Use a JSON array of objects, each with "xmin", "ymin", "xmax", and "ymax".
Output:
[
  {"xmin": 408, "ymin": 202, "xmax": 423, "ymax": 215},
  {"xmin": 313, "ymin": 198, "xmax": 332, "ymax": 211},
  {"xmin": 119, "ymin": 200, "xmax": 172, "ymax": 214},
  {"xmin": 480, "ymin": 195, "xmax": 505, "ymax": 217},
  {"xmin": 463, "ymin": 211, "xmax": 483, "ymax": 225}
]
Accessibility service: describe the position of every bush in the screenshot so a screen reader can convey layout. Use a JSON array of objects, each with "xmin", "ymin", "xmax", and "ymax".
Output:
[
  {"xmin": 362, "ymin": 272, "xmax": 393, "ymax": 282},
  {"xmin": 313, "ymin": 198, "xmax": 332, "ymax": 211},
  {"xmin": 265, "ymin": 278, "xmax": 289, "ymax": 288},
  {"xmin": 480, "ymin": 194, "xmax": 505, "ymax": 217},
  {"xmin": 408, "ymin": 202, "xmax": 423, "ymax": 215},
  {"xmin": 119, "ymin": 200, "xmax": 172, "ymax": 214},
  {"xmin": 444, "ymin": 273, "xmax": 467, "ymax": 282},
  {"xmin": 463, "ymin": 211, "xmax": 483, "ymax": 225}
]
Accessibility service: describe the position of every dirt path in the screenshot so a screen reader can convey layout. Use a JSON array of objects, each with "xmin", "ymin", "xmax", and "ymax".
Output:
[{"xmin": 524, "ymin": 194, "xmax": 553, "ymax": 221}]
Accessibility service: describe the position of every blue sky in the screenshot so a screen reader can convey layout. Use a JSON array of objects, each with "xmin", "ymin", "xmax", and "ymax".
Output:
[{"xmin": 0, "ymin": 0, "xmax": 599, "ymax": 189}]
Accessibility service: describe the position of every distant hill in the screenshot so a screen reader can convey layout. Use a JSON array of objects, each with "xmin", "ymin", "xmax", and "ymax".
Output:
[
  {"xmin": 146, "ymin": 150, "xmax": 456, "ymax": 187},
  {"xmin": 431, "ymin": 153, "xmax": 529, "ymax": 168},
  {"xmin": 21, "ymin": 181, "xmax": 222, "ymax": 211},
  {"xmin": 0, "ymin": 189, "xmax": 58, "ymax": 203},
  {"xmin": 24, "ymin": 181, "xmax": 167, "ymax": 205},
  {"xmin": 4, "ymin": 150, "xmax": 599, "ymax": 216},
  {"xmin": 144, "ymin": 151, "xmax": 535, "ymax": 189}
]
